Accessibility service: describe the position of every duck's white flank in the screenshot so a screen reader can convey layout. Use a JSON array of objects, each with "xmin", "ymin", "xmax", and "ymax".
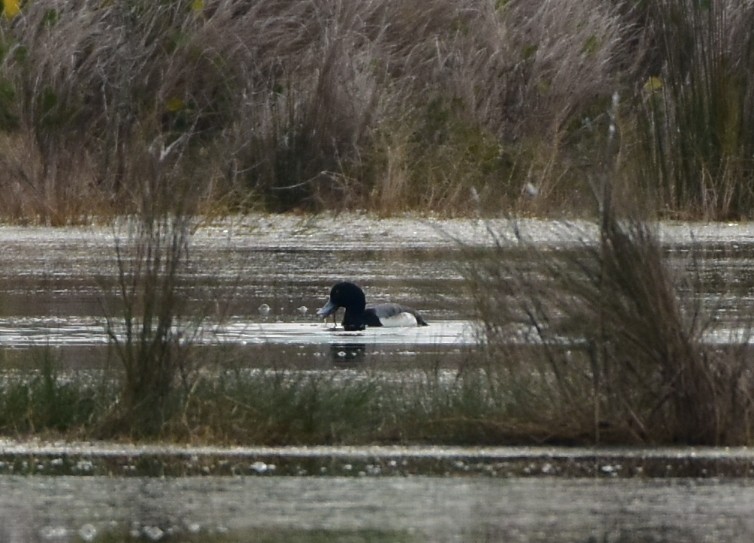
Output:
[{"xmin": 377, "ymin": 312, "xmax": 419, "ymax": 327}]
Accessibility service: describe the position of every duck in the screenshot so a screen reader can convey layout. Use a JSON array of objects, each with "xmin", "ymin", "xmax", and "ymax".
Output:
[{"xmin": 316, "ymin": 281, "xmax": 429, "ymax": 331}]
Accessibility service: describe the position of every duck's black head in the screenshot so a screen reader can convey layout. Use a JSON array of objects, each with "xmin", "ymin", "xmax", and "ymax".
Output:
[{"xmin": 316, "ymin": 282, "xmax": 366, "ymax": 318}]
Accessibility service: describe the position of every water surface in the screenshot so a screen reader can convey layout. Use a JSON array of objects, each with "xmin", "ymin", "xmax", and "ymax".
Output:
[
  {"xmin": 2, "ymin": 475, "xmax": 753, "ymax": 542},
  {"xmin": 2, "ymin": 216, "xmax": 754, "ymax": 366}
]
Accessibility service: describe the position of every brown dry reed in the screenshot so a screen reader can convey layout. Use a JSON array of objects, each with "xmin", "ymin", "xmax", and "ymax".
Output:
[
  {"xmin": 7, "ymin": 0, "xmax": 748, "ymax": 220},
  {"xmin": 465, "ymin": 78, "xmax": 754, "ymax": 446},
  {"xmin": 467, "ymin": 215, "xmax": 754, "ymax": 445}
]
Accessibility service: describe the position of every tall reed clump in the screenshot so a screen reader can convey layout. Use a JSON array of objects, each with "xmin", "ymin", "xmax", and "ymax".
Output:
[
  {"xmin": 635, "ymin": 0, "xmax": 754, "ymax": 219},
  {"xmin": 468, "ymin": 212, "xmax": 754, "ymax": 445},
  {"xmin": 465, "ymin": 78, "xmax": 754, "ymax": 445},
  {"xmin": 466, "ymin": 168, "xmax": 754, "ymax": 445}
]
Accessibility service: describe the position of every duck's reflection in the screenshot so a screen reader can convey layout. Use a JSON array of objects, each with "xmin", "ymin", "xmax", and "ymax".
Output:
[{"xmin": 329, "ymin": 343, "xmax": 366, "ymax": 363}]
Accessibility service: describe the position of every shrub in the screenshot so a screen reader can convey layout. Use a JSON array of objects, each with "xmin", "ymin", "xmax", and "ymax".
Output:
[
  {"xmin": 101, "ymin": 214, "xmax": 197, "ymax": 436},
  {"xmin": 98, "ymin": 122, "xmax": 206, "ymax": 437}
]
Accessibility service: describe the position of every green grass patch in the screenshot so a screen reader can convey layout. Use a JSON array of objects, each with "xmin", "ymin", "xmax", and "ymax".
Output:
[
  {"xmin": 165, "ymin": 365, "xmax": 520, "ymax": 445},
  {"xmin": 0, "ymin": 359, "xmax": 532, "ymax": 446},
  {"xmin": 0, "ymin": 348, "xmax": 106, "ymax": 435}
]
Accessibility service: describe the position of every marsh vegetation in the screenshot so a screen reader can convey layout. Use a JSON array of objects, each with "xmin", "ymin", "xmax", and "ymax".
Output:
[
  {"xmin": 0, "ymin": 0, "xmax": 753, "ymax": 448},
  {"xmin": 0, "ymin": 0, "xmax": 751, "ymax": 221}
]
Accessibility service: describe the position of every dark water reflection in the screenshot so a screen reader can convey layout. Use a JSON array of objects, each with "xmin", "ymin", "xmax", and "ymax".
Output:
[{"xmin": 330, "ymin": 343, "xmax": 367, "ymax": 363}]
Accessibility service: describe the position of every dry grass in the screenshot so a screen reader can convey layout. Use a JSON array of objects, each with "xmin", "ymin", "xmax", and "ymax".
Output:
[
  {"xmin": 464, "ymin": 205, "xmax": 754, "ymax": 445},
  {"xmin": 0, "ymin": 0, "xmax": 641, "ymax": 219},
  {"xmin": 1, "ymin": 0, "xmax": 751, "ymax": 220}
]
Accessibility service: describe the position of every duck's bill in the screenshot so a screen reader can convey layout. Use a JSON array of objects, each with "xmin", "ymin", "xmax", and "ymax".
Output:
[{"xmin": 316, "ymin": 300, "xmax": 338, "ymax": 318}]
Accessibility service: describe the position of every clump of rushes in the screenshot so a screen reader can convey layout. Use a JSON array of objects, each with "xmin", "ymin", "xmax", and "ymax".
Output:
[
  {"xmin": 465, "ymin": 75, "xmax": 754, "ymax": 445},
  {"xmin": 635, "ymin": 0, "xmax": 754, "ymax": 219},
  {"xmin": 465, "ymin": 205, "xmax": 754, "ymax": 445}
]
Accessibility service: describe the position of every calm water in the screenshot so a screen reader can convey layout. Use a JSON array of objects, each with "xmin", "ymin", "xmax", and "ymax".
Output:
[
  {"xmin": 3, "ymin": 216, "xmax": 754, "ymax": 541},
  {"xmin": 0, "ymin": 216, "xmax": 482, "ymax": 369},
  {"xmin": 2, "ymin": 475, "xmax": 754, "ymax": 542},
  {"xmin": 2, "ymin": 216, "xmax": 754, "ymax": 366}
]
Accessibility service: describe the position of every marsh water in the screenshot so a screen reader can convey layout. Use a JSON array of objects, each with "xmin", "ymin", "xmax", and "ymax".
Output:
[
  {"xmin": 3, "ymin": 215, "xmax": 754, "ymax": 541},
  {"xmin": 2, "ymin": 216, "xmax": 754, "ymax": 364},
  {"xmin": 0, "ymin": 216, "xmax": 482, "ymax": 370},
  {"xmin": 3, "ymin": 475, "xmax": 754, "ymax": 542}
]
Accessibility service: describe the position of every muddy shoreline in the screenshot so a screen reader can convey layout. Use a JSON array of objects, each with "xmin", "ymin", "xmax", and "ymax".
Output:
[{"xmin": 2, "ymin": 441, "xmax": 753, "ymax": 478}]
